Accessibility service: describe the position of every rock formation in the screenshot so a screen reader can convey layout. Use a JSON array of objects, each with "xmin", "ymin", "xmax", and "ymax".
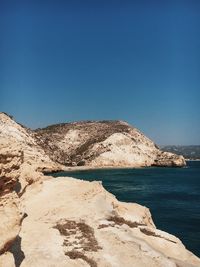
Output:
[
  {"xmin": 0, "ymin": 113, "xmax": 61, "ymax": 266},
  {"xmin": 153, "ymin": 151, "xmax": 185, "ymax": 167},
  {"xmin": 0, "ymin": 113, "xmax": 186, "ymax": 169},
  {"xmin": 0, "ymin": 113, "xmax": 62, "ymax": 190},
  {"xmin": 34, "ymin": 120, "xmax": 186, "ymax": 167},
  {"xmin": 0, "ymin": 140, "xmax": 23, "ymax": 266},
  {"xmin": 19, "ymin": 177, "xmax": 200, "ymax": 267},
  {"xmin": 1, "ymin": 112, "xmax": 197, "ymax": 267}
]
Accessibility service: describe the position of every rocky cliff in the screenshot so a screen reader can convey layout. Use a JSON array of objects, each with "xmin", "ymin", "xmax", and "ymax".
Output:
[
  {"xmin": 0, "ymin": 141, "xmax": 23, "ymax": 253},
  {"xmin": 34, "ymin": 120, "xmax": 185, "ymax": 168},
  {"xmin": 0, "ymin": 113, "xmax": 62, "ymax": 176},
  {"xmin": 1, "ymin": 112, "xmax": 195, "ymax": 267},
  {"xmin": 0, "ymin": 113, "xmax": 185, "ymax": 168},
  {"xmin": 0, "ymin": 149, "xmax": 199, "ymax": 267},
  {"xmin": 0, "ymin": 112, "xmax": 58, "ymax": 266}
]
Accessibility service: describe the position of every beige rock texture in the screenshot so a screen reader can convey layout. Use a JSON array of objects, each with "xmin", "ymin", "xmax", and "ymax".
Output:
[
  {"xmin": 0, "ymin": 252, "xmax": 15, "ymax": 267},
  {"xmin": 34, "ymin": 120, "xmax": 186, "ymax": 168},
  {"xmin": 1, "ymin": 112, "xmax": 198, "ymax": 267},
  {"xmin": 0, "ymin": 141, "xmax": 23, "ymax": 264},
  {"xmin": 0, "ymin": 113, "xmax": 62, "ymax": 191},
  {"xmin": 0, "ymin": 113, "xmax": 186, "ymax": 169},
  {"xmin": 0, "ymin": 113, "xmax": 58, "ymax": 266},
  {"xmin": 154, "ymin": 151, "xmax": 186, "ymax": 167},
  {"xmin": 19, "ymin": 177, "xmax": 200, "ymax": 267}
]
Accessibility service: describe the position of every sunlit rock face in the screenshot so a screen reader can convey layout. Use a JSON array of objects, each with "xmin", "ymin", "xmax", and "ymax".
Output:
[
  {"xmin": 0, "ymin": 140, "xmax": 23, "ymax": 264},
  {"xmin": 34, "ymin": 119, "xmax": 186, "ymax": 167},
  {"xmin": 19, "ymin": 177, "xmax": 200, "ymax": 267},
  {"xmin": 0, "ymin": 112, "xmax": 61, "ymax": 265},
  {"xmin": 0, "ymin": 113, "xmax": 186, "ymax": 169},
  {"xmin": 1, "ymin": 112, "xmax": 194, "ymax": 267},
  {"xmin": 0, "ymin": 113, "xmax": 62, "ymax": 183},
  {"xmin": 154, "ymin": 151, "xmax": 186, "ymax": 167}
]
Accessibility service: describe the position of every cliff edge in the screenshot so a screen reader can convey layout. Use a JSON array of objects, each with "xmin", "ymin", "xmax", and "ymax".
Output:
[{"xmin": 0, "ymin": 113, "xmax": 194, "ymax": 267}]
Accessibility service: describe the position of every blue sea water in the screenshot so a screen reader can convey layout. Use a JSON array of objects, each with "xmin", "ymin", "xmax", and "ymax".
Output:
[{"xmin": 52, "ymin": 161, "xmax": 200, "ymax": 257}]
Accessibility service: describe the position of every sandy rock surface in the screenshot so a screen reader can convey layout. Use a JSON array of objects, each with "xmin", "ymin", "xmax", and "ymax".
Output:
[
  {"xmin": 0, "ymin": 113, "xmax": 62, "ymax": 190},
  {"xmin": 0, "ymin": 141, "xmax": 23, "ymax": 257},
  {"xmin": 19, "ymin": 177, "xmax": 200, "ymax": 267},
  {"xmin": 1, "ymin": 112, "xmax": 197, "ymax": 267}
]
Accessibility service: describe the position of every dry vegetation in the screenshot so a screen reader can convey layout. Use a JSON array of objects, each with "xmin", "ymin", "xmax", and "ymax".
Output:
[
  {"xmin": 54, "ymin": 220, "xmax": 101, "ymax": 266},
  {"xmin": 65, "ymin": 251, "xmax": 97, "ymax": 267},
  {"xmin": 140, "ymin": 228, "xmax": 177, "ymax": 244},
  {"xmin": 105, "ymin": 216, "xmax": 146, "ymax": 228},
  {"xmin": 34, "ymin": 120, "xmax": 133, "ymax": 165}
]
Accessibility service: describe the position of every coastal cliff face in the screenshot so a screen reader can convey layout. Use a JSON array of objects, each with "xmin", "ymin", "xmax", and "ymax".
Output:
[
  {"xmin": 0, "ymin": 113, "xmax": 185, "ymax": 168},
  {"xmin": 34, "ymin": 120, "xmax": 186, "ymax": 168},
  {"xmin": 0, "ymin": 113, "xmax": 62, "ymax": 265},
  {"xmin": 0, "ymin": 113, "xmax": 62, "ymax": 175},
  {"xmin": 0, "ymin": 140, "xmax": 23, "ymax": 266},
  {"xmin": 0, "ymin": 153, "xmax": 199, "ymax": 267},
  {"xmin": 1, "ymin": 112, "xmax": 196, "ymax": 267}
]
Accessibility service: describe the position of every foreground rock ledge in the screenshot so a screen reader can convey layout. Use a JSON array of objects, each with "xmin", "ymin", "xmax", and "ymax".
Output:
[{"xmin": 5, "ymin": 176, "xmax": 198, "ymax": 267}]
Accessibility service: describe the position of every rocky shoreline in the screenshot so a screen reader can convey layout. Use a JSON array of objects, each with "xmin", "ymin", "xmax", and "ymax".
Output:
[
  {"xmin": 1, "ymin": 112, "xmax": 199, "ymax": 267},
  {"xmin": 34, "ymin": 119, "xmax": 186, "ymax": 168}
]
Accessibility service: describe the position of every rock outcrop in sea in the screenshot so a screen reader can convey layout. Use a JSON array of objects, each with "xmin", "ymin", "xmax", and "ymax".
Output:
[{"xmin": 1, "ymin": 112, "xmax": 198, "ymax": 267}]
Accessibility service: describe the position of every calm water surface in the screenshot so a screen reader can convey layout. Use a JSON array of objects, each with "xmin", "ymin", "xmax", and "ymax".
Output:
[{"xmin": 52, "ymin": 161, "xmax": 200, "ymax": 257}]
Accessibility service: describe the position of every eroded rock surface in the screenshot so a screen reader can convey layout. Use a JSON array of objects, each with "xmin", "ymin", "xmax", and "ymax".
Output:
[
  {"xmin": 0, "ymin": 113, "xmax": 62, "ymax": 192},
  {"xmin": 0, "ymin": 141, "xmax": 23, "ymax": 264},
  {"xmin": 0, "ymin": 113, "xmax": 61, "ymax": 266},
  {"xmin": 34, "ymin": 120, "xmax": 186, "ymax": 167},
  {"xmin": 154, "ymin": 151, "xmax": 186, "ymax": 167},
  {"xmin": 19, "ymin": 177, "xmax": 200, "ymax": 267},
  {"xmin": 0, "ymin": 113, "xmax": 186, "ymax": 168},
  {"xmin": 0, "ymin": 112, "xmax": 195, "ymax": 267}
]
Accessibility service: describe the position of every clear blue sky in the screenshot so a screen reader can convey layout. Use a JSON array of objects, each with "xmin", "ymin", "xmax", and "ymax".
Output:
[{"xmin": 0, "ymin": 0, "xmax": 199, "ymax": 145}]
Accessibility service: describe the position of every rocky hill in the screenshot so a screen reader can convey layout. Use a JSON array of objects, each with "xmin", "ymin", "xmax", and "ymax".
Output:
[
  {"xmin": 1, "ymin": 112, "xmax": 199, "ymax": 266},
  {"xmin": 34, "ymin": 120, "xmax": 186, "ymax": 168},
  {"xmin": 0, "ymin": 113, "xmax": 185, "ymax": 168}
]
